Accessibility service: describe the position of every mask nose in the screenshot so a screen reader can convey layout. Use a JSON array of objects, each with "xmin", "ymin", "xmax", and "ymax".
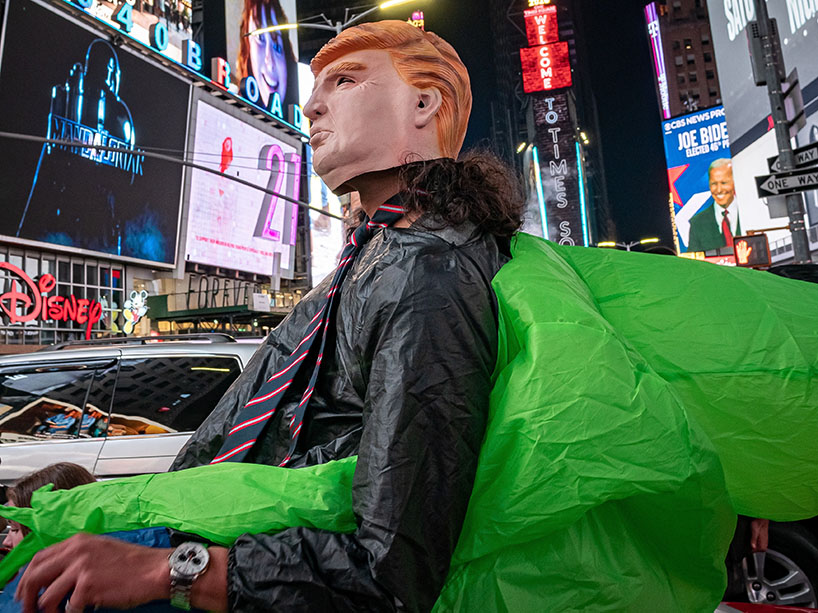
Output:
[{"xmin": 304, "ymin": 90, "xmax": 326, "ymax": 120}]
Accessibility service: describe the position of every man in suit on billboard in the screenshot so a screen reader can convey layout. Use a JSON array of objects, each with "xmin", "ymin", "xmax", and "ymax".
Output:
[{"xmin": 687, "ymin": 158, "xmax": 742, "ymax": 252}]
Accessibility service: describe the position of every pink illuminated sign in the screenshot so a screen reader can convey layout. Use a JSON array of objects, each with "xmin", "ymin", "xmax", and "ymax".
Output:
[{"xmin": 645, "ymin": 2, "xmax": 671, "ymax": 119}]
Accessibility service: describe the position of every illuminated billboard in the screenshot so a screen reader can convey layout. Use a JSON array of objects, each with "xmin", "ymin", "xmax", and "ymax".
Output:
[
  {"xmin": 224, "ymin": 0, "xmax": 300, "ymax": 120},
  {"xmin": 644, "ymin": 2, "xmax": 670, "ymax": 120},
  {"xmin": 69, "ymin": 0, "xmax": 192, "ymax": 64},
  {"xmin": 706, "ymin": 0, "xmax": 818, "ymax": 234},
  {"xmin": 298, "ymin": 63, "xmax": 345, "ymax": 286},
  {"xmin": 520, "ymin": 41, "xmax": 572, "ymax": 93},
  {"xmin": 0, "ymin": 0, "xmax": 189, "ymax": 266},
  {"xmin": 184, "ymin": 97, "xmax": 302, "ymax": 278},
  {"xmin": 531, "ymin": 93, "xmax": 587, "ymax": 246},
  {"xmin": 706, "ymin": 0, "xmax": 818, "ymax": 147},
  {"xmin": 523, "ymin": 5, "xmax": 558, "ymax": 46},
  {"xmin": 662, "ymin": 106, "xmax": 737, "ymax": 253}
]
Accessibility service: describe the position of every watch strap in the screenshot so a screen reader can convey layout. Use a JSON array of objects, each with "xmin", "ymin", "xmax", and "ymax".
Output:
[{"xmin": 169, "ymin": 567, "xmax": 194, "ymax": 611}]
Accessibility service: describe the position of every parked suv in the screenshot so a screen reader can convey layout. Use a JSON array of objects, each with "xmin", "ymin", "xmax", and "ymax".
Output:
[{"xmin": 0, "ymin": 334, "xmax": 260, "ymax": 487}]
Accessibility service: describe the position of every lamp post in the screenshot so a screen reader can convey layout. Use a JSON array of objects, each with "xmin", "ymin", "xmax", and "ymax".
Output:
[
  {"xmin": 245, "ymin": 0, "xmax": 424, "ymax": 38},
  {"xmin": 597, "ymin": 238, "xmax": 660, "ymax": 252}
]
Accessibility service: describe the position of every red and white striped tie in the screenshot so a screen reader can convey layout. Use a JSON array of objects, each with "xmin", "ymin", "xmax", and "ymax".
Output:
[{"xmin": 210, "ymin": 197, "xmax": 406, "ymax": 465}]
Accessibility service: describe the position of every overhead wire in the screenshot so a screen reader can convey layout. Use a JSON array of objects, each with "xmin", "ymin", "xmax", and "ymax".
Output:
[{"xmin": 0, "ymin": 132, "xmax": 344, "ymax": 221}]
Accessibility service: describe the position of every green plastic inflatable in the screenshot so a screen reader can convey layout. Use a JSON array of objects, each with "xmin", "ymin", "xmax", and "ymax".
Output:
[{"xmin": 2, "ymin": 233, "xmax": 817, "ymax": 611}]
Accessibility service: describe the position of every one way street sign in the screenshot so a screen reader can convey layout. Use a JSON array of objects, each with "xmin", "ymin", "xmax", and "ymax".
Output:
[
  {"xmin": 756, "ymin": 167, "xmax": 818, "ymax": 197},
  {"xmin": 767, "ymin": 142, "xmax": 818, "ymax": 173}
]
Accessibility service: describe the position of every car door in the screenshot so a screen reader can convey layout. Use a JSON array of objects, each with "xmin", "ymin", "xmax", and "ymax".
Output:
[
  {"xmin": 0, "ymin": 357, "xmax": 118, "ymax": 487},
  {"xmin": 94, "ymin": 353, "xmax": 242, "ymax": 477}
]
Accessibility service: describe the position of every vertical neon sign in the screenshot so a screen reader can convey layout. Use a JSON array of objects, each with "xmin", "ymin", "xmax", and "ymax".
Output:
[
  {"xmin": 576, "ymin": 142, "xmax": 589, "ymax": 247},
  {"xmin": 645, "ymin": 2, "xmax": 671, "ymax": 120},
  {"xmin": 532, "ymin": 146, "xmax": 549, "ymax": 239}
]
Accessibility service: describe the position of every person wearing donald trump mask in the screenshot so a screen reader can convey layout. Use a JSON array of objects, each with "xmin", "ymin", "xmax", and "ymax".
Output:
[{"xmin": 15, "ymin": 21, "xmax": 523, "ymax": 613}]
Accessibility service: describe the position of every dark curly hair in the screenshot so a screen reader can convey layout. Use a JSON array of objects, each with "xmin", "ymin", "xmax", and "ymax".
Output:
[{"xmin": 347, "ymin": 152, "xmax": 525, "ymax": 240}]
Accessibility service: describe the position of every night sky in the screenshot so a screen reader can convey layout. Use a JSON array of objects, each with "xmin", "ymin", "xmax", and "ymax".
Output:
[
  {"xmin": 412, "ymin": 0, "xmax": 674, "ymax": 246},
  {"xmin": 581, "ymin": 0, "xmax": 674, "ymax": 245}
]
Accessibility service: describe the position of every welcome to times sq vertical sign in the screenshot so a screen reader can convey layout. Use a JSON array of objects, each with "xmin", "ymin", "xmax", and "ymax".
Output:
[{"xmin": 519, "ymin": 0, "xmax": 586, "ymax": 246}]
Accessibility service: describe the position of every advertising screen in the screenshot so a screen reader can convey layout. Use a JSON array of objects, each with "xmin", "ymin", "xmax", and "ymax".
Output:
[
  {"xmin": 662, "ymin": 107, "xmax": 737, "ymax": 253},
  {"xmin": 68, "ymin": 0, "xmax": 192, "ymax": 64},
  {"xmin": 520, "ymin": 41, "xmax": 572, "ymax": 93},
  {"xmin": 184, "ymin": 98, "xmax": 302, "ymax": 278},
  {"xmin": 0, "ymin": 0, "xmax": 189, "ymax": 266},
  {"xmin": 531, "ymin": 93, "xmax": 587, "ymax": 246},
  {"xmin": 523, "ymin": 5, "xmax": 558, "ymax": 47},
  {"xmin": 298, "ymin": 63, "xmax": 345, "ymax": 287},
  {"xmin": 706, "ymin": 0, "xmax": 818, "ymax": 231},
  {"xmin": 224, "ymin": 0, "xmax": 300, "ymax": 117},
  {"xmin": 644, "ymin": 2, "xmax": 670, "ymax": 120},
  {"xmin": 706, "ymin": 0, "xmax": 818, "ymax": 149}
]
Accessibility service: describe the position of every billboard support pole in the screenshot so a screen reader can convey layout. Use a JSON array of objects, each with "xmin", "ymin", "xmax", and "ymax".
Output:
[{"xmin": 751, "ymin": 0, "xmax": 812, "ymax": 263}]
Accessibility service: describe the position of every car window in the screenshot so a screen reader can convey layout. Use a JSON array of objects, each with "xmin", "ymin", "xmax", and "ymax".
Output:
[
  {"xmin": 108, "ymin": 356, "xmax": 241, "ymax": 436},
  {"xmin": 79, "ymin": 362, "xmax": 118, "ymax": 438},
  {"xmin": 0, "ymin": 366, "xmax": 96, "ymax": 442}
]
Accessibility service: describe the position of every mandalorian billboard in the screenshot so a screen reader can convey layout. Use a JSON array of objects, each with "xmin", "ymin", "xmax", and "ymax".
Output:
[{"xmin": 0, "ymin": 0, "xmax": 190, "ymax": 266}]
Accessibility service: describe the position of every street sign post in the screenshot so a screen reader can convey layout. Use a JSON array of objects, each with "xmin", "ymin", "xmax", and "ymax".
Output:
[
  {"xmin": 767, "ymin": 141, "xmax": 818, "ymax": 173},
  {"xmin": 749, "ymin": 0, "xmax": 812, "ymax": 263},
  {"xmin": 756, "ymin": 167, "xmax": 818, "ymax": 198}
]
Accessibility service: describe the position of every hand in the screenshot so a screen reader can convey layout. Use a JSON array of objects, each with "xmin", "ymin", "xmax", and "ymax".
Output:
[
  {"xmin": 735, "ymin": 239, "xmax": 753, "ymax": 264},
  {"xmin": 16, "ymin": 533, "xmax": 171, "ymax": 613},
  {"xmin": 750, "ymin": 518, "xmax": 770, "ymax": 552}
]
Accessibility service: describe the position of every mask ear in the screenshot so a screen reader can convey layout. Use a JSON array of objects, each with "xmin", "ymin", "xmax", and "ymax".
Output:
[{"xmin": 414, "ymin": 88, "xmax": 442, "ymax": 129}]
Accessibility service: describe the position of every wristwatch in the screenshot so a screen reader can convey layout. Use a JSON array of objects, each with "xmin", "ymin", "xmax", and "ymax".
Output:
[{"xmin": 168, "ymin": 541, "xmax": 210, "ymax": 610}]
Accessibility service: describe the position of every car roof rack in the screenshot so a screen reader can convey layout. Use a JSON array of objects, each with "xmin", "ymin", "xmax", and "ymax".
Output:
[{"xmin": 45, "ymin": 333, "xmax": 238, "ymax": 350}]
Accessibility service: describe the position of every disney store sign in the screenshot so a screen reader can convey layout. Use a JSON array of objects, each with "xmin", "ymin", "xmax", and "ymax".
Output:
[{"xmin": 0, "ymin": 263, "xmax": 103, "ymax": 339}]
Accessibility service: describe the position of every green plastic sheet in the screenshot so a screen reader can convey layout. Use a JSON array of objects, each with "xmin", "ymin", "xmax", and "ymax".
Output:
[{"xmin": 3, "ymin": 233, "xmax": 817, "ymax": 612}]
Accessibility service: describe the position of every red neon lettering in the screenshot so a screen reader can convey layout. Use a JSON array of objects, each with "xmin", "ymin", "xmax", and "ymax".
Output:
[
  {"xmin": 63, "ymin": 295, "xmax": 78, "ymax": 321},
  {"xmin": 0, "ymin": 263, "xmax": 42, "ymax": 323},
  {"xmin": 0, "ymin": 262, "xmax": 102, "ymax": 340},
  {"xmin": 47, "ymin": 295, "xmax": 64, "ymax": 320},
  {"xmin": 76, "ymin": 299, "xmax": 90, "ymax": 325}
]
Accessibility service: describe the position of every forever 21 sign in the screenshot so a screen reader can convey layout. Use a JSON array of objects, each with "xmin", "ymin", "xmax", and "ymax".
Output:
[{"xmin": 0, "ymin": 262, "xmax": 103, "ymax": 339}]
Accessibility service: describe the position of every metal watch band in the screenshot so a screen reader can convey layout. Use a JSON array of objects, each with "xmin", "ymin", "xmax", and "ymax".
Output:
[{"xmin": 169, "ymin": 568, "xmax": 194, "ymax": 611}]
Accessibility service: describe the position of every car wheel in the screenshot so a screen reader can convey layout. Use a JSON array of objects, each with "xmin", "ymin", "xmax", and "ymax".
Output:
[{"xmin": 742, "ymin": 522, "xmax": 818, "ymax": 608}]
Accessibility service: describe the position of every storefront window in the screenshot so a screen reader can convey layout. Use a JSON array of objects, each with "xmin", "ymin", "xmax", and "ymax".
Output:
[{"xmin": 0, "ymin": 245, "xmax": 126, "ymax": 345}]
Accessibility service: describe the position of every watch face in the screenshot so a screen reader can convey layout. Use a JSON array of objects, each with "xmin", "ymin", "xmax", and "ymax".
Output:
[{"xmin": 170, "ymin": 543, "xmax": 209, "ymax": 576}]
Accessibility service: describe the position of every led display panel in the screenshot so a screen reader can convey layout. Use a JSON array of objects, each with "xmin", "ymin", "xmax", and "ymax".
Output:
[
  {"xmin": 644, "ymin": 2, "xmax": 670, "ymax": 120},
  {"xmin": 706, "ymin": 0, "xmax": 818, "ymax": 148},
  {"xmin": 520, "ymin": 41, "xmax": 572, "ymax": 93},
  {"xmin": 531, "ymin": 93, "xmax": 586, "ymax": 246},
  {"xmin": 298, "ymin": 63, "xmax": 346, "ymax": 287},
  {"xmin": 706, "ymin": 0, "xmax": 818, "ymax": 232},
  {"xmin": 0, "ymin": 0, "xmax": 189, "ymax": 266},
  {"xmin": 184, "ymin": 98, "xmax": 302, "ymax": 277},
  {"xmin": 224, "ymin": 0, "xmax": 300, "ymax": 118},
  {"xmin": 67, "ymin": 0, "xmax": 192, "ymax": 64},
  {"xmin": 662, "ymin": 107, "xmax": 736, "ymax": 253},
  {"xmin": 523, "ymin": 5, "xmax": 558, "ymax": 47}
]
